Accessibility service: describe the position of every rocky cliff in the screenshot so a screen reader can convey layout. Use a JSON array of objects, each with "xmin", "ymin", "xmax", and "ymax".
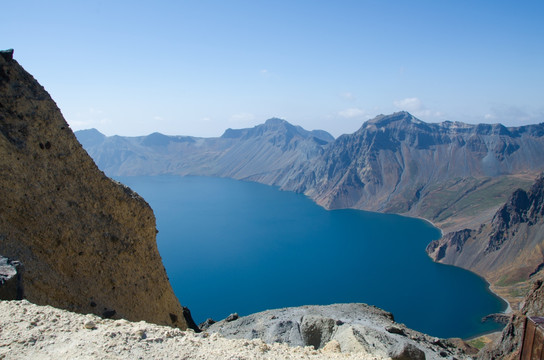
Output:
[
  {"xmin": 427, "ymin": 174, "xmax": 544, "ymax": 308},
  {"xmin": 477, "ymin": 279, "xmax": 544, "ymax": 360},
  {"xmin": 77, "ymin": 112, "xmax": 544, "ymax": 233},
  {"xmin": 0, "ymin": 50, "xmax": 189, "ymax": 328},
  {"xmin": 285, "ymin": 112, "xmax": 544, "ymax": 232}
]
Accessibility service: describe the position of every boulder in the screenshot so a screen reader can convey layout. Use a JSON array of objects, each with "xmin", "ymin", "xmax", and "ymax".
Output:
[
  {"xmin": 207, "ymin": 303, "xmax": 472, "ymax": 359},
  {"xmin": 0, "ymin": 255, "xmax": 23, "ymax": 300}
]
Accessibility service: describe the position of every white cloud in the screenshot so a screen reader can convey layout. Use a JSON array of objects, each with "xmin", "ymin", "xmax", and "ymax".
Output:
[
  {"xmin": 393, "ymin": 97, "xmax": 443, "ymax": 119},
  {"xmin": 338, "ymin": 108, "xmax": 367, "ymax": 119},
  {"xmin": 393, "ymin": 97, "xmax": 423, "ymax": 112},
  {"xmin": 483, "ymin": 105, "xmax": 544, "ymax": 126}
]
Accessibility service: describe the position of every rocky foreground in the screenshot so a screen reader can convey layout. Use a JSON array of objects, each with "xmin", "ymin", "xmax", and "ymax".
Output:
[
  {"xmin": 0, "ymin": 300, "xmax": 476, "ymax": 360},
  {"xmin": 207, "ymin": 303, "xmax": 475, "ymax": 359},
  {"xmin": 0, "ymin": 300, "xmax": 405, "ymax": 360}
]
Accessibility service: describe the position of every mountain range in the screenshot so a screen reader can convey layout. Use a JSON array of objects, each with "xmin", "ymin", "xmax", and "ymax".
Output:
[{"xmin": 77, "ymin": 111, "xmax": 544, "ymax": 233}]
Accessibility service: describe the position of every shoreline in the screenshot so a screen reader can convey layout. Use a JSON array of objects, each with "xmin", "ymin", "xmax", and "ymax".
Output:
[
  {"xmin": 414, "ymin": 214, "xmax": 514, "ymax": 338},
  {"xmin": 411, "ymin": 213, "xmax": 514, "ymax": 316}
]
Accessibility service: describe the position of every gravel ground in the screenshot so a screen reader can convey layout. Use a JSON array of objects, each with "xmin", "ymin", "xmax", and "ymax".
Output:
[{"xmin": 0, "ymin": 300, "xmax": 387, "ymax": 360}]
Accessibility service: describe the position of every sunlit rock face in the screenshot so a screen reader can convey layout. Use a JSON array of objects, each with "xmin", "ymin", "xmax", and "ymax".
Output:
[{"xmin": 0, "ymin": 51, "xmax": 189, "ymax": 329}]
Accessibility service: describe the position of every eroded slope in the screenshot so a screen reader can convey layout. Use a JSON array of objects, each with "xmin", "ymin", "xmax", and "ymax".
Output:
[{"xmin": 0, "ymin": 51, "xmax": 188, "ymax": 328}]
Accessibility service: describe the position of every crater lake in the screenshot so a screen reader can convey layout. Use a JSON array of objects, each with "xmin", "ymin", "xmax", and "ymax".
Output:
[{"xmin": 117, "ymin": 175, "xmax": 506, "ymax": 339}]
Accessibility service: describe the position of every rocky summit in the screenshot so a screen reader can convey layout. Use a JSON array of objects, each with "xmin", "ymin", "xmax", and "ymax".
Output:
[{"xmin": 0, "ymin": 52, "xmax": 189, "ymax": 328}]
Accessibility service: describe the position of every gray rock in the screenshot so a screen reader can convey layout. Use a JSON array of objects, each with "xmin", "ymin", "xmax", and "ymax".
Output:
[
  {"xmin": 199, "ymin": 318, "xmax": 216, "ymax": 331},
  {"xmin": 207, "ymin": 303, "xmax": 472, "ymax": 359},
  {"xmin": 0, "ymin": 255, "xmax": 24, "ymax": 300},
  {"xmin": 389, "ymin": 342, "xmax": 426, "ymax": 360},
  {"xmin": 225, "ymin": 313, "xmax": 239, "ymax": 322},
  {"xmin": 300, "ymin": 315, "xmax": 336, "ymax": 349}
]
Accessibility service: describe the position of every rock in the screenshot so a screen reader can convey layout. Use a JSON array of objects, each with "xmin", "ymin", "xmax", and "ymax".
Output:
[
  {"xmin": 84, "ymin": 320, "xmax": 96, "ymax": 329},
  {"xmin": 386, "ymin": 325, "xmax": 406, "ymax": 336},
  {"xmin": 0, "ymin": 49, "xmax": 13, "ymax": 61},
  {"xmin": 322, "ymin": 339, "xmax": 341, "ymax": 353},
  {"xmin": 2, "ymin": 300, "xmax": 385, "ymax": 359},
  {"xmin": 0, "ymin": 50, "xmax": 189, "ymax": 329},
  {"xmin": 300, "ymin": 315, "xmax": 337, "ymax": 349},
  {"xmin": 182, "ymin": 306, "xmax": 201, "ymax": 332},
  {"xmin": 225, "ymin": 313, "xmax": 239, "ymax": 322},
  {"xmin": 207, "ymin": 303, "xmax": 472, "ymax": 359},
  {"xmin": 389, "ymin": 342, "xmax": 426, "ymax": 360},
  {"xmin": 199, "ymin": 318, "xmax": 216, "ymax": 331},
  {"xmin": 482, "ymin": 313, "xmax": 510, "ymax": 325},
  {"xmin": 0, "ymin": 255, "xmax": 24, "ymax": 300},
  {"xmin": 102, "ymin": 309, "xmax": 117, "ymax": 319}
]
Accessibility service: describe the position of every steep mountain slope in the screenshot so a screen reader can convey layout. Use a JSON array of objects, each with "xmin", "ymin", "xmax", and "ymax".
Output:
[
  {"xmin": 427, "ymin": 174, "xmax": 544, "ymax": 309},
  {"xmin": 77, "ymin": 118, "xmax": 334, "ymax": 187},
  {"xmin": 477, "ymin": 279, "xmax": 544, "ymax": 360},
  {"xmin": 284, "ymin": 112, "xmax": 544, "ymax": 231},
  {"xmin": 0, "ymin": 50, "xmax": 189, "ymax": 328}
]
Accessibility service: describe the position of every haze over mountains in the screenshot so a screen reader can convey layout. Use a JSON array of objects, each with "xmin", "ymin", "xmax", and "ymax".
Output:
[{"xmin": 77, "ymin": 111, "xmax": 544, "ymax": 233}]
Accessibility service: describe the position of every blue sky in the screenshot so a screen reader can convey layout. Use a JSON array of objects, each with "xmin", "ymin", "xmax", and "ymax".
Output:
[{"xmin": 3, "ymin": 1, "xmax": 544, "ymax": 137}]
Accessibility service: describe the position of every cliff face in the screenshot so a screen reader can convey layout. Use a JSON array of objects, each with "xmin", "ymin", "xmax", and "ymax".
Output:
[
  {"xmin": 426, "ymin": 174, "xmax": 544, "ymax": 308},
  {"xmin": 285, "ymin": 112, "xmax": 544, "ymax": 231},
  {"xmin": 478, "ymin": 280, "xmax": 544, "ymax": 360},
  {"xmin": 0, "ymin": 51, "xmax": 188, "ymax": 328}
]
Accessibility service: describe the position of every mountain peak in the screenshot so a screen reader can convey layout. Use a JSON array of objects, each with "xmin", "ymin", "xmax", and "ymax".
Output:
[
  {"xmin": 364, "ymin": 111, "xmax": 422, "ymax": 129},
  {"xmin": 264, "ymin": 117, "xmax": 288, "ymax": 126}
]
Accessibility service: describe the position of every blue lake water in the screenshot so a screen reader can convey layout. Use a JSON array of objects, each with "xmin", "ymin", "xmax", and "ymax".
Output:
[{"xmin": 117, "ymin": 175, "xmax": 506, "ymax": 339}]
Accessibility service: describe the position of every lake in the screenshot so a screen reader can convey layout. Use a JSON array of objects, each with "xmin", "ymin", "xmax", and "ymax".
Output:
[{"xmin": 117, "ymin": 175, "xmax": 506, "ymax": 339}]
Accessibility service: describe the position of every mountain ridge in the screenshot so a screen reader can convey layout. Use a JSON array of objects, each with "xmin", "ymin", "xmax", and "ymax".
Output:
[
  {"xmin": 78, "ymin": 112, "xmax": 544, "ymax": 233},
  {"xmin": 427, "ymin": 173, "xmax": 544, "ymax": 310}
]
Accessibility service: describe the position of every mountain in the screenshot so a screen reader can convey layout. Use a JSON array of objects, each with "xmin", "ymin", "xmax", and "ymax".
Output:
[
  {"xmin": 427, "ymin": 174, "xmax": 544, "ymax": 309},
  {"xmin": 0, "ymin": 50, "xmax": 191, "ymax": 329},
  {"xmin": 76, "ymin": 118, "xmax": 335, "ymax": 187},
  {"xmin": 78, "ymin": 112, "xmax": 544, "ymax": 233},
  {"xmin": 283, "ymin": 112, "xmax": 544, "ymax": 232}
]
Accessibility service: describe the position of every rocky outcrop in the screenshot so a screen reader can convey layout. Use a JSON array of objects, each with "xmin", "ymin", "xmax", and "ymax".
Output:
[
  {"xmin": 207, "ymin": 303, "xmax": 476, "ymax": 359},
  {"xmin": 0, "ymin": 52, "xmax": 189, "ymax": 328},
  {"xmin": 478, "ymin": 280, "xmax": 544, "ymax": 360},
  {"xmin": 426, "ymin": 174, "xmax": 544, "ymax": 308},
  {"xmin": 1, "ymin": 300, "xmax": 382, "ymax": 360},
  {"xmin": 0, "ymin": 256, "xmax": 23, "ymax": 300}
]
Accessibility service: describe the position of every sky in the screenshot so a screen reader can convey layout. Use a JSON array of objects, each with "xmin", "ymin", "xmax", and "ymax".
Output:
[{"xmin": 3, "ymin": 1, "xmax": 544, "ymax": 138}]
